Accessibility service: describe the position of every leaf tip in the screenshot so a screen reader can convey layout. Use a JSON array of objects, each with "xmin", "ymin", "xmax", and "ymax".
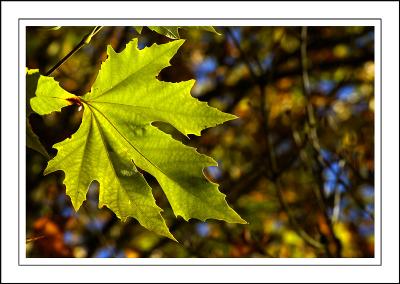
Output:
[
  {"xmin": 224, "ymin": 213, "xmax": 248, "ymax": 225},
  {"xmin": 69, "ymin": 197, "xmax": 84, "ymax": 213},
  {"xmin": 225, "ymin": 112, "xmax": 239, "ymax": 121},
  {"xmin": 26, "ymin": 68, "xmax": 39, "ymax": 75},
  {"xmin": 171, "ymin": 38, "xmax": 186, "ymax": 50},
  {"xmin": 167, "ymin": 234, "xmax": 179, "ymax": 243},
  {"xmin": 238, "ymin": 217, "xmax": 249, "ymax": 225},
  {"xmin": 106, "ymin": 44, "xmax": 116, "ymax": 56}
]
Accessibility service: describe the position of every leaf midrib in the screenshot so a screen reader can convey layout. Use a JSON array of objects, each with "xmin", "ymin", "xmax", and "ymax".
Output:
[
  {"xmin": 85, "ymin": 102, "xmax": 168, "ymax": 178},
  {"xmin": 90, "ymin": 109, "xmax": 124, "ymax": 216},
  {"xmin": 84, "ymin": 102, "xmax": 230, "ymax": 218},
  {"xmin": 85, "ymin": 43, "xmax": 179, "ymax": 102},
  {"xmin": 91, "ymin": 112, "xmax": 163, "ymax": 219},
  {"xmin": 87, "ymin": 100, "xmax": 216, "ymax": 118},
  {"xmin": 71, "ymin": 112, "xmax": 93, "ymax": 206}
]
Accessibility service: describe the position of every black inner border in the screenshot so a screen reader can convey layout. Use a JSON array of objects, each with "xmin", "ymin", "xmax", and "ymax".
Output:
[{"xmin": 18, "ymin": 18, "xmax": 382, "ymax": 266}]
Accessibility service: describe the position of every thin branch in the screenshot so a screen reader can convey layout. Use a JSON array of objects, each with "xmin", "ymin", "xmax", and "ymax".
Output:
[
  {"xmin": 332, "ymin": 180, "xmax": 342, "ymax": 224},
  {"xmin": 321, "ymin": 155, "xmax": 374, "ymax": 220},
  {"xmin": 225, "ymin": 27, "xmax": 278, "ymax": 175},
  {"xmin": 26, "ymin": 235, "xmax": 46, "ymax": 243},
  {"xmin": 275, "ymin": 179, "xmax": 324, "ymax": 249},
  {"xmin": 226, "ymin": 26, "xmax": 323, "ymax": 250},
  {"xmin": 45, "ymin": 26, "xmax": 104, "ymax": 76},
  {"xmin": 300, "ymin": 26, "xmax": 342, "ymax": 257},
  {"xmin": 224, "ymin": 27, "xmax": 261, "ymax": 80}
]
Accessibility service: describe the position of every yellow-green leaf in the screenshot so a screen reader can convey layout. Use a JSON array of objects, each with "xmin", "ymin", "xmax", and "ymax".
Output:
[
  {"xmin": 31, "ymin": 38, "xmax": 245, "ymax": 240},
  {"xmin": 138, "ymin": 26, "xmax": 220, "ymax": 39},
  {"xmin": 26, "ymin": 69, "xmax": 49, "ymax": 158}
]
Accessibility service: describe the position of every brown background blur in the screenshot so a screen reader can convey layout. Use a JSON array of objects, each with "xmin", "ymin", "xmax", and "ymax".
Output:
[{"xmin": 26, "ymin": 26, "xmax": 374, "ymax": 258}]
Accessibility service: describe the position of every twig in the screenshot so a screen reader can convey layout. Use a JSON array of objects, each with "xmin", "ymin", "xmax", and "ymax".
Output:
[
  {"xmin": 26, "ymin": 235, "xmax": 46, "ymax": 243},
  {"xmin": 224, "ymin": 27, "xmax": 261, "ymax": 79},
  {"xmin": 226, "ymin": 26, "xmax": 323, "ymax": 250},
  {"xmin": 321, "ymin": 155, "xmax": 374, "ymax": 220},
  {"xmin": 45, "ymin": 26, "xmax": 104, "ymax": 76},
  {"xmin": 225, "ymin": 27, "xmax": 278, "ymax": 176},
  {"xmin": 275, "ymin": 179, "xmax": 324, "ymax": 249},
  {"xmin": 332, "ymin": 178, "xmax": 342, "ymax": 224},
  {"xmin": 300, "ymin": 26, "xmax": 342, "ymax": 257}
]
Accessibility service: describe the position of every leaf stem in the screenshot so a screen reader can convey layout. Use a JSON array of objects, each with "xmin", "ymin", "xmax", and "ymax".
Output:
[{"xmin": 45, "ymin": 26, "xmax": 103, "ymax": 76}]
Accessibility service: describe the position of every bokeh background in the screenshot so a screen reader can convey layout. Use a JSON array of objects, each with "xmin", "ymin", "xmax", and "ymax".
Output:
[{"xmin": 26, "ymin": 26, "xmax": 375, "ymax": 258}]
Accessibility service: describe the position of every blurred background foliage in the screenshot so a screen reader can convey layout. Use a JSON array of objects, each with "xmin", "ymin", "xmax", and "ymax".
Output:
[{"xmin": 26, "ymin": 26, "xmax": 375, "ymax": 258}]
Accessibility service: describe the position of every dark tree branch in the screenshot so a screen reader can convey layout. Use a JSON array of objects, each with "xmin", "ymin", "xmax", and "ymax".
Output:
[
  {"xmin": 300, "ymin": 26, "xmax": 342, "ymax": 257},
  {"xmin": 225, "ymin": 26, "xmax": 324, "ymax": 251},
  {"xmin": 45, "ymin": 26, "xmax": 103, "ymax": 76}
]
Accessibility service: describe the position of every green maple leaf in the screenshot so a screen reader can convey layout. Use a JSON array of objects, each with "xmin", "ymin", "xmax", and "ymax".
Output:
[
  {"xmin": 44, "ymin": 26, "xmax": 219, "ymax": 40},
  {"xmin": 29, "ymin": 38, "xmax": 246, "ymax": 240},
  {"xmin": 135, "ymin": 26, "xmax": 220, "ymax": 39},
  {"xmin": 26, "ymin": 69, "xmax": 49, "ymax": 158}
]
